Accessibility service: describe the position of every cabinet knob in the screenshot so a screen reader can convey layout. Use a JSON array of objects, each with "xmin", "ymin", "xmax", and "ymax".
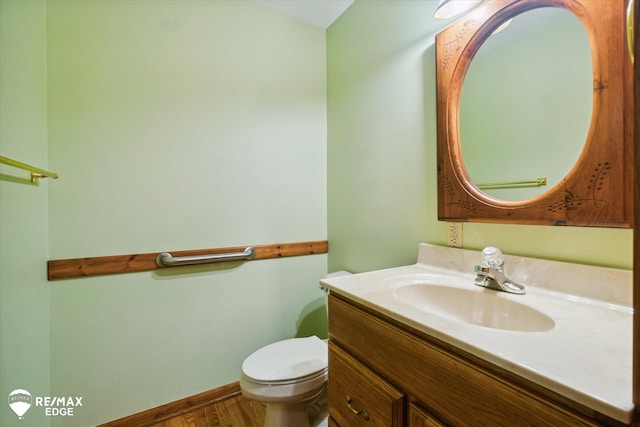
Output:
[{"xmin": 345, "ymin": 394, "xmax": 370, "ymax": 421}]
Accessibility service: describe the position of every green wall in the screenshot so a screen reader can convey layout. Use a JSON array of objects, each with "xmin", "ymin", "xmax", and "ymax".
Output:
[
  {"xmin": 326, "ymin": 0, "xmax": 632, "ymax": 273},
  {"xmin": 46, "ymin": 2, "xmax": 327, "ymax": 425},
  {"xmin": 3, "ymin": 1, "xmax": 328, "ymax": 426},
  {"xmin": 0, "ymin": 1, "xmax": 51, "ymax": 427}
]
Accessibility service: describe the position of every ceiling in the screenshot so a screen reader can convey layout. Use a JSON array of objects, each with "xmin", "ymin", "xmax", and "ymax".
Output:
[{"xmin": 251, "ymin": 0, "xmax": 355, "ymax": 29}]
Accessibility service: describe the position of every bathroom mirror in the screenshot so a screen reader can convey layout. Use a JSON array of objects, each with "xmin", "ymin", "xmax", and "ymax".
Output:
[
  {"xmin": 436, "ymin": 0, "xmax": 633, "ymax": 227},
  {"xmin": 460, "ymin": 8, "xmax": 591, "ymax": 202}
]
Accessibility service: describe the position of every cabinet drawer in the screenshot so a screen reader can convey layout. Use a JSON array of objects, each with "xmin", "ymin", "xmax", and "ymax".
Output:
[{"xmin": 328, "ymin": 341, "xmax": 404, "ymax": 426}]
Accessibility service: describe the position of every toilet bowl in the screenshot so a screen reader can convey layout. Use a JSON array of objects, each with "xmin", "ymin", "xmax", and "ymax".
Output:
[{"xmin": 240, "ymin": 335, "xmax": 329, "ymax": 427}]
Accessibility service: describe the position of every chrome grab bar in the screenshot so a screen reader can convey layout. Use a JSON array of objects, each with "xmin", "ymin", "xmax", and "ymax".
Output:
[{"xmin": 155, "ymin": 247, "xmax": 255, "ymax": 268}]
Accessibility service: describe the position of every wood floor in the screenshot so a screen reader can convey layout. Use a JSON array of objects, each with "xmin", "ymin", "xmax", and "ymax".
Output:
[
  {"xmin": 149, "ymin": 394, "xmax": 265, "ymax": 427},
  {"xmin": 100, "ymin": 383, "xmax": 266, "ymax": 427}
]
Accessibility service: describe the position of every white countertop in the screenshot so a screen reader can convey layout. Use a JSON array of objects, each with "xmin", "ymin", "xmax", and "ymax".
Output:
[{"xmin": 321, "ymin": 244, "xmax": 634, "ymax": 424}]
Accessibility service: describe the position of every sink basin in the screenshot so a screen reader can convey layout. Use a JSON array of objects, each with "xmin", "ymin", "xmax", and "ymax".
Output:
[{"xmin": 393, "ymin": 284, "xmax": 555, "ymax": 332}]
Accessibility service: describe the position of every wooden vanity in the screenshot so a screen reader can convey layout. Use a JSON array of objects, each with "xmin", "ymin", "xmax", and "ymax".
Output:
[{"xmin": 327, "ymin": 292, "xmax": 630, "ymax": 427}]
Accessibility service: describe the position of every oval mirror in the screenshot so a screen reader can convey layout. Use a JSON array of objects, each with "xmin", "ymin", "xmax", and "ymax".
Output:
[
  {"xmin": 460, "ymin": 7, "xmax": 592, "ymax": 202},
  {"xmin": 435, "ymin": 0, "xmax": 633, "ymax": 228}
]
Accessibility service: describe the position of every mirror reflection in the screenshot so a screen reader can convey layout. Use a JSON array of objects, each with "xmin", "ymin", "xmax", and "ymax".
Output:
[{"xmin": 460, "ymin": 7, "xmax": 592, "ymax": 201}]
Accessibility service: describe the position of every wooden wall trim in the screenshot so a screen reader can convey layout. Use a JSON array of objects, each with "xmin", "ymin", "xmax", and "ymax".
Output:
[
  {"xmin": 98, "ymin": 382, "xmax": 241, "ymax": 427},
  {"xmin": 48, "ymin": 240, "xmax": 328, "ymax": 280},
  {"xmin": 633, "ymin": 0, "xmax": 639, "ymax": 421}
]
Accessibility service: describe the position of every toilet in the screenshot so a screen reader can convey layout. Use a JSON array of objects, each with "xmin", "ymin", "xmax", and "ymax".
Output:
[
  {"xmin": 240, "ymin": 335, "xmax": 329, "ymax": 427},
  {"xmin": 240, "ymin": 271, "xmax": 351, "ymax": 427}
]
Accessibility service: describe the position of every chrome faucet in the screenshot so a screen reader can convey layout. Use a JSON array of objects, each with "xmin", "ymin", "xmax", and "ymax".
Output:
[{"xmin": 474, "ymin": 247, "xmax": 525, "ymax": 295}]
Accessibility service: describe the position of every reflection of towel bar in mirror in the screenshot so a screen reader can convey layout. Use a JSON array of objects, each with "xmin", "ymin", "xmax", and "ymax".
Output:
[
  {"xmin": 477, "ymin": 177, "xmax": 547, "ymax": 190},
  {"xmin": 0, "ymin": 155, "xmax": 59, "ymax": 183}
]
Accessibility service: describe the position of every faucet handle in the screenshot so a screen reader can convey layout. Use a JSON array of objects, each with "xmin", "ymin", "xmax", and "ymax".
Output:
[{"xmin": 482, "ymin": 247, "xmax": 504, "ymax": 270}]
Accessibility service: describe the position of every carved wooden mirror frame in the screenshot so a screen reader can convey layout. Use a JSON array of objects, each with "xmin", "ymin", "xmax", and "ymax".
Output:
[{"xmin": 436, "ymin": 0, "xmax": 633, "ymax": 227}]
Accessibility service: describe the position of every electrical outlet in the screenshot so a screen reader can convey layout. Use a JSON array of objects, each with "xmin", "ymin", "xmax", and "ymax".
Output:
[{"xmin": 447, "ymin": 222, "xmax": 463, "ymax": 248}]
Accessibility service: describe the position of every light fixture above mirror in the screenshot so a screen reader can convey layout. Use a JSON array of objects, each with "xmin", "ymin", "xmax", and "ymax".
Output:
[{"xmin": 434, "ymin": 0, "xmax": 484, "ymax": 20}]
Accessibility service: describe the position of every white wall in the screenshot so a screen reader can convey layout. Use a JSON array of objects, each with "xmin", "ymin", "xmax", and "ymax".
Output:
[
  {"xmin": 46, "ymin": 1, "xmax": 327, "ymax": 425},
  {"xmin": 0, "ymin": 1, "xmax": 51, "ymax": 427}
]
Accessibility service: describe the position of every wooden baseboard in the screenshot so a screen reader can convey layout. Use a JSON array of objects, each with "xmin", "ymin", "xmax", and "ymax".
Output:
[{"xmin": 99, "ymin": 382, "xmax": 241, "ymax": 427}]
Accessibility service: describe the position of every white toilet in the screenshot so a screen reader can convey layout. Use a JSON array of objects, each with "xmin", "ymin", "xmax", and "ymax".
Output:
[
  {"xmin": 240, "ymin": 271, "xmax": 351, "ymax": 427},
  {"xmin": 240, "ymin": 335, "xmax": 329, "ymax": 427}
]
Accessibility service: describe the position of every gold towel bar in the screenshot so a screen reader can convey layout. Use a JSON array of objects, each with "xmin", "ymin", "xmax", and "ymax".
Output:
[
  {"xmin": 0, "ymin": 155, "xmax": 59, "ymax": 183},
  {"xmin": 477, "ymin": 177, "xmax": 547, "ymax": 189}
]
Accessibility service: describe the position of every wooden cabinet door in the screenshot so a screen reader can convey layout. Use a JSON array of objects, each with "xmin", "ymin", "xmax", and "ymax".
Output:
[{"xmin": 328, "ymin": 342, "xmax": 404, "ymax": 426}]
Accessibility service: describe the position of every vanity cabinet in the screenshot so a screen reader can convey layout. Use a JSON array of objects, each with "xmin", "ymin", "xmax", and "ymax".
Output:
[{"xmin": 327, "ymin": 293, "xmax": 623, "ymax": 427}]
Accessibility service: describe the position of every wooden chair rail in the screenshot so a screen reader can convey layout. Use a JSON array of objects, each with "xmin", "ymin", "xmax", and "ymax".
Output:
[{"xmin": 47, "ymin": 240, "xmax": 328, "ymax": 281}]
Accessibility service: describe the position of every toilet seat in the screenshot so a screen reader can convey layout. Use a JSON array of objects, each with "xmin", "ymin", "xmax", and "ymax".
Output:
[{"xmin": 242, "ymin": 336, "xmax": 328, "ymax": 384}]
